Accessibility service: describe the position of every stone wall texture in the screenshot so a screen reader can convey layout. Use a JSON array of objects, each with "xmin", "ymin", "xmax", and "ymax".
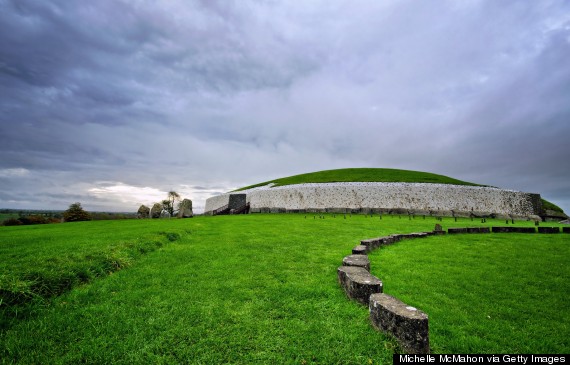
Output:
[{"xmin": 204, "ymin": 182, "xmax": 541, "ymax": 218}]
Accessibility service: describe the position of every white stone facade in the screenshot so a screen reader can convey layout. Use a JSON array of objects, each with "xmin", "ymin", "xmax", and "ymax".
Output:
[{"xmin": 204, "ymin": 182, "xmax": 541, "ymax": 218}]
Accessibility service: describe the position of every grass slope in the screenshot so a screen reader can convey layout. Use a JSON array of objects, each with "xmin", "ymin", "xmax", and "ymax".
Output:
[
  {"xmin": 1, "ymin": 216, "xmax": 568, "ymax": 363},
  {"xmin": 235, "ymin": 168, "xmax": 483, "ymax": 191},
  {"xmin": 0, "ymin": 220, "xmax": 184, "ymax": 310}
]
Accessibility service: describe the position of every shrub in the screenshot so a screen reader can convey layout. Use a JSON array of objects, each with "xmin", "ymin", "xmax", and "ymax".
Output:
[{"xmin": 3, "ymin": 218, "xmax": 22, "ymax": 226}]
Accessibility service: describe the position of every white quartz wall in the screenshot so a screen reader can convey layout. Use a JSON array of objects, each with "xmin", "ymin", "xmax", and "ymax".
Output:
[
  {"xmin": 204, "ymin": 183, "xmax": 540, "ymax": 217},
  {"xmin": 204, "ymin": 193, "xmax": 230, "ymax": 213}
]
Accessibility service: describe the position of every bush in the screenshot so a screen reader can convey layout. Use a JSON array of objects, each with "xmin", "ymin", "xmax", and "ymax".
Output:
[{"xmin": 3, "ymin": 218, "xmax": 22, "ymax": 226}]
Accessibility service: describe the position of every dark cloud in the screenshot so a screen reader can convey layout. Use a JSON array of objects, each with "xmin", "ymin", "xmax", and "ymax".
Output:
[{"xmin": 0, "ymin": 0, "xmax": 568, "ymax": 214}]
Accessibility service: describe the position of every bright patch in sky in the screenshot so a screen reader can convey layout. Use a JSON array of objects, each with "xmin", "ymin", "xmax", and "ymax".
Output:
[{"xmin": 88, "ymin": 183, "xmax": 166, "ymax": 205}]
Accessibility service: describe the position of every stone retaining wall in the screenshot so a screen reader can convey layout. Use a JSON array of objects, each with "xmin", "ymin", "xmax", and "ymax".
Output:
[{"xmin": 205, "ymin": 183, "xmax": 542, "ymax": 218}]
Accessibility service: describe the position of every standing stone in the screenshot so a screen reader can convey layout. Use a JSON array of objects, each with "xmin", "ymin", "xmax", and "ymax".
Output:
[
  {"xmin": 178, "ymin": 199, "xmax": 194, "ymax": 218},
  {"xmin": 150, "ymin": 203, "xmax": 162, "ymax": 219},
  {"xmin": 137, "ymin": 205, "xmax": 150, "ymax": 219}
]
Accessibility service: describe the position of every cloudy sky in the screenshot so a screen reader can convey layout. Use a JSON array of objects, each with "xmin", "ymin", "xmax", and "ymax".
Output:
[{"xmin": 1, "ymin": 0, "xmax": 569, "ymax": 214}]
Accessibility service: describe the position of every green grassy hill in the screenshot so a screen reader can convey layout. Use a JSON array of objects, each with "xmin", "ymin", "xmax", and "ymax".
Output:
[
  {"xmin": 235, "ymin": 168, "xmax": 483, "ymax": 191},
  {"xmin": 235, "ymin": 168, "xmax": 564, "ymax": 214}
]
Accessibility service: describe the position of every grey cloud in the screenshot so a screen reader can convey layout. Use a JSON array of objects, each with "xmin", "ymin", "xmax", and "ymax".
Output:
[{"xmin": 0, "ymin": 0, "xmax": 569, "ymax": 214}]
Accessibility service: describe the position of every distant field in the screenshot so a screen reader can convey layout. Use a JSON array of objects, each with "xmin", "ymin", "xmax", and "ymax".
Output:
[
  {"xmin": 0, "ymin": 214, "xmax": 19, "ymax": 221},
  {"xmin": 0, "ymin": 215, "xmax": 567, "ymax": 363}
]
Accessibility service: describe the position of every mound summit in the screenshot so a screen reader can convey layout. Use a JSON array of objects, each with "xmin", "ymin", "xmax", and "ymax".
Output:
[{"xmin": 205, "ymin": 168, "xmax": 565, "ymax": 220}]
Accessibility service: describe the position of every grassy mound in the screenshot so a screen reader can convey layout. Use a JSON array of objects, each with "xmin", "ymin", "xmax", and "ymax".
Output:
[
  {"xmin": 541, "ymin": 199, "xmax": 564, "ymax": 213},
  {"xmin": 235, "ymin": 168, "xmax": 565, "ymax": 215},
  {"xmin": 235, "ymin": 168, "xmax": 483, "ymax": 191}
]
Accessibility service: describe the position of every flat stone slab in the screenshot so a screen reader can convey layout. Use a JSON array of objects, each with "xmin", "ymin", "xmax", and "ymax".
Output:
[
  {"xmin": 402, "ymin": 232, "xmax": 429, "ymax": 239},
  {"xmin": 492, "ymin": 227, "xmax": 536, "ymax": 233},
  {"xmin": 449, "ymin": 227, "xmax": 491, "ymax": 234},
  {"xmin": 352, "ymin": 245, "xmax": 368, "ymax": 255},
  {"xmin": 338, "ymin": 266, "xmax": 383, "ymax": 305},
  {"xmin": 360, "ymin": 238, "xmax": 380, "ymax": 250},
  {"xmin": 342, "ymin": 254, "xmax": 371, "ymax": 271},
  {"xmin": 538, "ymin": 227, "xmax": 560, "ymax": 233},
  {"xmin": 448, "ymin": 228, "xmax": 468, "ymax": 234},
  {"xmin": 467, "ymin": 227, "xmax": 490, "ymax": 233},
  {"xmin": 369, "ymin": 293, "xmax": 429, "ymax": 354}
]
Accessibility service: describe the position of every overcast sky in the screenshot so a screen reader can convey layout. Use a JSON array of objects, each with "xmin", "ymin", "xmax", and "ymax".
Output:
[{"xmin": 1, "ymin": 0, "xmax": 569, "ymax": 214}]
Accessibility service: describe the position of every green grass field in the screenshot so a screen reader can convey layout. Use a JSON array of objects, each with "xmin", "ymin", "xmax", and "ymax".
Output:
[{"xmin": 0, "ymin": 215, "xmax": 568, "ymax": 363}]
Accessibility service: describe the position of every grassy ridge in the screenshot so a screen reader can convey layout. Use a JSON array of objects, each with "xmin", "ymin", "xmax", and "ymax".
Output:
[
  {"xmin": 0, "ymin": 220, "xmax": 184, "ymax": 312},
  {"xmin": 1, "ymin": 216, "xmax": 568, "ymax": 362},
  {"xmin": 234, "ymin": 168, "xmax": 483, "ymax": 191}
]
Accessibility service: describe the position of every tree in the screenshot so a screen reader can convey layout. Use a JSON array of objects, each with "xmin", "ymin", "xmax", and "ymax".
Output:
[
  {"xmin": 166, "ymin": 191, "xmax": 180, "ymax": 216},
  {"xmin": 63, "ymin": 202, "xmax": 92, "ymax": 222}
]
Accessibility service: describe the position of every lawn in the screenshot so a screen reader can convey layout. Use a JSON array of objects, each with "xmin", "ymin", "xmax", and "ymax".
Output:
[
  {"xmin": 369, "ymin": 232, "xmax": 570, "ymax": 353},
  {"xmin": 0, "ymin": 215, "xmax": 568, "ymax": 363}
]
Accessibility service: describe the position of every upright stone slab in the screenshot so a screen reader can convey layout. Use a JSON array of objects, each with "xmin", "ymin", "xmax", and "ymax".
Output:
[
  {"xmin": 467, "ymin": 227, "xmax": 490, "ymax": 233},
  {"xmin": 337, "ymin": 266, "xmax": 383, "ymax": 305},
  {"xmin": 369, "ymin": 293, "xmax": 429, "ymax": 354},
  {"xmin": 177, "ymin": 199, "xmax": 193, "ymax": 218},
  {"xmin": 342, "ymin": 254, "xmax": 371, "ymax": 271},
  {"xmin": 537, "ymin": 227, "xmax": 560, "ymax": 233},
  {"xmin": 150, "ymin": 203, "xmax": 162, "ymax": 219},
  {"xmin": 448, "ymin": 228, "xmax": 468, "ymax": 234},
  {"xmin": 137, "ymin": 205, "xmax": 150, "ymax": 219},
  {"xmin": 563, "ymin": 227, "xmax": 570, "ymax": 233},
  {"xmin": 492, "ymin": 227, "xmax": 536, "ymax": 233},
  {"xmin": 360, "ymin": 238, "xmax": 381, "ymax": 250}
]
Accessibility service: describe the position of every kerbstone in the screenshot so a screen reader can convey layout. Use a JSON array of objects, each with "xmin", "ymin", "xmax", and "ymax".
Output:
[
  {"xmin": 352, "ymin": 245, "xmax": 368, "ymax": 255},
  {"xmin": 492, "ymin": 227, "xmax": 535, "ymax": 233},
  {"xmin": 337, "ymin": 266, "xmax": 383, "ymax": 305},
  {"xmin": 537, "ymin": 227, "xmax": 560, "ymax": 234},
  {"xmin": 342, "ymin": 254, "xmax": 371, "ymax": 271},
  {"xmin": 369, "ymin": 293, "xmax": 429, "ymax": 354}
]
